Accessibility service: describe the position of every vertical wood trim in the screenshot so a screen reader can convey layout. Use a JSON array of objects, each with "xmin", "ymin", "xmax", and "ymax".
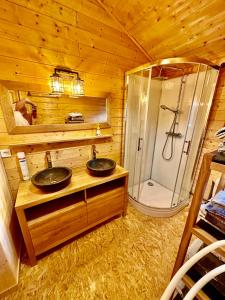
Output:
[
  {"xmin": 15, "ymin": 208, "xmax": 37, "ymax": 266},
  {"xmin": 123, "ymin": 175, "xmax": 129, "ymax": 216}
]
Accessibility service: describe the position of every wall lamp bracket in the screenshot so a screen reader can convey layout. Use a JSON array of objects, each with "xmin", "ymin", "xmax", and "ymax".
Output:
[{"xmin": 50, "ymin": 67, "xmax": 84, "ymax": 96}]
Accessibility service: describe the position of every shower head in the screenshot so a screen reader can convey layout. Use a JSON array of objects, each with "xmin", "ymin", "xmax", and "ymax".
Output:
[
  {"xmin": 160, "ymin": 105, "xmax": 179, "ymax": 113},
  {"xmin": 153, "ymin": 67, "xmax": 168, "ymax": 80},
  {"xmin": 153, "ymin": 76, "xmax": 168, "ymax": 80}
]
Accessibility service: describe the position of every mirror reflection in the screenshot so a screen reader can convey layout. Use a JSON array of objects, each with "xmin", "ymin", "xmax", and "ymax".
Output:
[{"xmin": 9, "ymin": 91, "xmax": 108, "ymax": 126}]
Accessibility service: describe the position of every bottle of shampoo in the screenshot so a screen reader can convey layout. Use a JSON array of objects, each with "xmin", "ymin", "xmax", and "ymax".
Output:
[{"xmin": 17, "ymin": 152, "xmax": 30, "ymax": 180}]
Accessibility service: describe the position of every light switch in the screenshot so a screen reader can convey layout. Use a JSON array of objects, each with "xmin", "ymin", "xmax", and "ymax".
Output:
[{"xmin": 0, "ymin": 149, "xmax": 12, "ymax": 158}]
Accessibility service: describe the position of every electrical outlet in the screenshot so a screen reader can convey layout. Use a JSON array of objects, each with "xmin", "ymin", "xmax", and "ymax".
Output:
[{"xmin": 0, "ymin": 149, "xmax": 12, "ymax": 158}]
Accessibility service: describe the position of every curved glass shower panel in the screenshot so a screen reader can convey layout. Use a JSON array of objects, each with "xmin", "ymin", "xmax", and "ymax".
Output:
[
  {"xmin": 176, "ymin": 66, "xmax": 219, "ymax": 205},
  {"xmin": 124, "ymin": 69, "xmax": 151, "ymax": 201},
  {"xmin": 171, "ymin": 64, "xmax": 208, "ymax": 206}
]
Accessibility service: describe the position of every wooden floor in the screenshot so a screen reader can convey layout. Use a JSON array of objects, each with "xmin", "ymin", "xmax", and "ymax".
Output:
[{"xmin": 2, "ymin": 205, "xmax": 186, "ymax": 300}]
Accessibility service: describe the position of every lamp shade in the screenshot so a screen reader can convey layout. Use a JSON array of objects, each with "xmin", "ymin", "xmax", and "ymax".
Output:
[
  {"xmin": 50, "ymin": 72, "xmax": 64, "ymax": 94},
  {"xmin": 71, "ymin": 77, "xmax": 85, "ymax": 96}
]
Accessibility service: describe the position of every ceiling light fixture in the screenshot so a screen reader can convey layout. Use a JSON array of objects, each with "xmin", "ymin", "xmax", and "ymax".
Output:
[{"xmin": 50, "ymin": 68, "xmax": 84, "ymax": 96}]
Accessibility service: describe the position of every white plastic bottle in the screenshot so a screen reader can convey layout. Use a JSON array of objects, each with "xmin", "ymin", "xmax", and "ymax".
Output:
[{"xmin": 17, "ymin": 152, "xmax": 30, "ymax": 180}]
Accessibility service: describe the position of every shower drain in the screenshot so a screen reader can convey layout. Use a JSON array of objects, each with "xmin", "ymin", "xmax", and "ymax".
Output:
[{"xmin": 147, "ymin": 181, "xmax": 154, "ymax": 186}]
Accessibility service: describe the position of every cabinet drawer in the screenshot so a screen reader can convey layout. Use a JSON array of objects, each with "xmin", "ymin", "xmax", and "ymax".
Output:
[
  {"xmin": 87, "ymin": 186, "xmax": 124, "ymax": 224},
  {"xmin": 28, "ymin": 201, "xmax": 87, "ymax": 255}
]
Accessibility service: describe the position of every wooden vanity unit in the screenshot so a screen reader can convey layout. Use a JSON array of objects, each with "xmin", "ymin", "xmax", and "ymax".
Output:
[{"xmin": 15, "ymin": 166, "xmax": 128, "ymax": 266}]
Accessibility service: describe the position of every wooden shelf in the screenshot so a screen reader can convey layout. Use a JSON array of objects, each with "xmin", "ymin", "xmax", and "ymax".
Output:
[
  {"xmin": 86, "ymin": 177, "xmax": 124, "ymax": 198},
  {"xmin": 192, "ymin": 226, "xmax": 225, "ymax": 257},
  {"xmin": 210, "ymin": 161, "xmax": 225, "ymax": 173},
  {"xmin": 182, "ymin": 275, "xmax": 210, "ymax": 300},
  {"xmin": 9, "ymin": 134, "xmax": 113, "ymax": 147}
]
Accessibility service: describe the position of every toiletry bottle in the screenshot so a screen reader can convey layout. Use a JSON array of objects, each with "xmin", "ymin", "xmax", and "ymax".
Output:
[
  {"xmin": 17, "ymin": 152, "xmax": 30, "ymax": 180},
  {"xmin": 96, "ymin": 123, "xmax": 101, "ymax": 136}
]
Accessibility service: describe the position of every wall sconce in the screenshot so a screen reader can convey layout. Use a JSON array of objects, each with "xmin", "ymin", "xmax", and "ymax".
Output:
[
  {"xmin": 50, "ymin": 71, "xmax": 64, "ymax": 94},
  {"xmin": 71, "ymin": 75, "xmax": 85, "ymax": 97},
  {"xmin": 50, "ymin": 68, "xmax": 85, "ymax": 96}
]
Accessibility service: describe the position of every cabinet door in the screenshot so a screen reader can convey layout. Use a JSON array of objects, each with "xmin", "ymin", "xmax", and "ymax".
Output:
[
  {"xmin": 28, "ymin": 201, "xmax": 87, "ymax": 255},
  {"xmin": 87, "ymin": 186, "xmax": 124, "ymax": 224}
]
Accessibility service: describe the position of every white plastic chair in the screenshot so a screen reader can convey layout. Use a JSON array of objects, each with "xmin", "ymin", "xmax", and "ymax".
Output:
[{"xmin": 161, "ymin": 240, "xmax": 225, "ymax": 300}]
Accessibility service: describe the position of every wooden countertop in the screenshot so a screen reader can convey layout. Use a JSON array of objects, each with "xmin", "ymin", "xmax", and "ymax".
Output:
[{"xmin": 15, "ymin": 165, "xmax": 128, "ymax": 210}]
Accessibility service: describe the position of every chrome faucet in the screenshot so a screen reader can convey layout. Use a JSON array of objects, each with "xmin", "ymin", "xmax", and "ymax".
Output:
[
  {"xmin": 46, "ymin": 151, "xmax": 52, "ymax": 168},
  {"xmin": 91, "ymin": 145, "xmax": 98, "ymax": 160}
]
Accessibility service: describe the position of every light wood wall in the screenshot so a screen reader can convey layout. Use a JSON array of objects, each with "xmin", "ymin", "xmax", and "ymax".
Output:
[
  {"xmin": 203, "ymin": 67, "xmax": 225, "ymax": 153},
  {"xmin": 0, "ymin": 0, "xmax": 147, "ymax": 200}
]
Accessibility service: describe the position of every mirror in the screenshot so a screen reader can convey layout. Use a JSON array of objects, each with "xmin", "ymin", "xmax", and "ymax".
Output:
[{"xmin": 0, "ymin": 88, "xmax": 111, "ymax": 134}]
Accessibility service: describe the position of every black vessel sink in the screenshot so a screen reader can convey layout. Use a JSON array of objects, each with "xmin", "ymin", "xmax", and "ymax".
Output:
[
  {"xmin": 86, "ymin": 158, "xmax": 116, "ymax": 176},
  {"xmin": 31, "ymin": 167, "xmax": 72, "ymax": 191}
]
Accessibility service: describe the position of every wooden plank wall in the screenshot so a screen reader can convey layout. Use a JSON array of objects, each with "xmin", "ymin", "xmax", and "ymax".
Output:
[
  {"xmin": 0, "ymin": 0, "xmax": 147, "ymax": 200},
  {"xmin": 203, "ymin": 67, "xmax": 225, "ymax": 152}
]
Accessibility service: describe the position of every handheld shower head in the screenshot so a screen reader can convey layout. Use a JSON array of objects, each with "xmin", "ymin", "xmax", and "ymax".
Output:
[
  {"xmin": 160, "ymin": 105, "xmax": 169, "ymax": 110},
  {"xmin": 160, "ymin": 105, "xmax": 179, "ymax": 114}
]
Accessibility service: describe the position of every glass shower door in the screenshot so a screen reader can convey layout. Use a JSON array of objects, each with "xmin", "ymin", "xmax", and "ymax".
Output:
[
  {"xmin": 173, "ymin": 65, "xmax": 219, "ymax": 206},
  {"xmin": 124, "ymin": 70, "xmax": 151, "ymax": 201}
]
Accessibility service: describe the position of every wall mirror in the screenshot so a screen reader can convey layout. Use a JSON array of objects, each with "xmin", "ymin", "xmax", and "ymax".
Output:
[{"xmin": 0, "ymin": 88, "xmax": 111, "ymax": 134}]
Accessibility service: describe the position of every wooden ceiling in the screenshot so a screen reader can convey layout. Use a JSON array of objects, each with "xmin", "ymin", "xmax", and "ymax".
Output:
[{"xmin": 97, "ymin": 0, "xmax": 225, "ymax": 65}]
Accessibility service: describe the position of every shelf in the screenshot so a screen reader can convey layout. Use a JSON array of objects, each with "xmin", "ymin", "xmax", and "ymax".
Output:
[
  {"xmin": 25, "ymin": 191, "xmax": 85, "ymax": 226},
  {"xmin": 210, "ymin": 161, "xmax": 225, "ymax": 173},
  {"xmin": 182, "ymin": 275, "xmax": 210, "ymax": 300},
  {"xmin": 192, "ymin": 226, "xmax": 225, "ymax": 257},
  {"xmin": 86, "ymin": 178, "xmax": 125, "ymax": 199},
  {"xmin": 9, "ymin": 134, "xmax": 113, "ymax": 147}
]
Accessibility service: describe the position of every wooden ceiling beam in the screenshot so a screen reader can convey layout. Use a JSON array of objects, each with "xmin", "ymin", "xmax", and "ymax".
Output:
[{"xmin": 96, "ymin": 0, "xmax": 152, "ymax": 61}]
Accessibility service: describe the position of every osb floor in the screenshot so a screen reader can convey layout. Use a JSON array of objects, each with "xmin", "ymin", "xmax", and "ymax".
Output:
[{"xmin": 3, "ymin": 205, "xmax": 186, "ymax": 300}]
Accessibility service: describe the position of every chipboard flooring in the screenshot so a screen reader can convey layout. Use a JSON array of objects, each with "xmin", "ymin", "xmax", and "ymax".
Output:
[{"xmin": 2, "ymin": 205, "xmax": 186, "ymax": 300}]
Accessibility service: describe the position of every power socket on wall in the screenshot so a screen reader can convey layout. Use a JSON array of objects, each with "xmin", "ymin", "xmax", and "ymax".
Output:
[{"xmin": 0, "ymin": 149, "xmax": 12, "ymax": 158}]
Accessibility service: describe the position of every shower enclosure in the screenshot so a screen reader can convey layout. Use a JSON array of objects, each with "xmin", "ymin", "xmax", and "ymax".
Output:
[{"xmin": 124, "ymin": 57, "xmax": 219, "ymax": 217}]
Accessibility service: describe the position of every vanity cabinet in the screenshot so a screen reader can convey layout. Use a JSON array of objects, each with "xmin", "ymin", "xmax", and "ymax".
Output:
[{"xmin": 15, "ymin": 166, "xmax": 128, "ymax": 266}]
